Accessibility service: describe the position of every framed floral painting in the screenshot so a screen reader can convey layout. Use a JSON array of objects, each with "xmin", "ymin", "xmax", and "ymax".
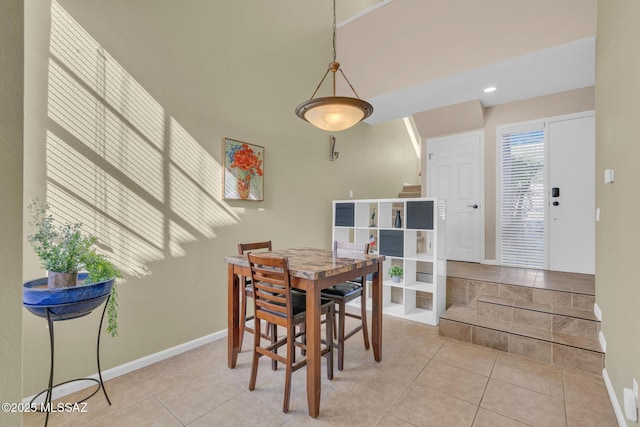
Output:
[{"xmin": 223, "ymin": 138, "xmax": 264, "ymax": 201}]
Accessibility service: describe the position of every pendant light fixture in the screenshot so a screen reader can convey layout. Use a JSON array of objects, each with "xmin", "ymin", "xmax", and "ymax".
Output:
[{"xmin": 295, "ymin": 0, "xmax": 373, "ymax": 131}]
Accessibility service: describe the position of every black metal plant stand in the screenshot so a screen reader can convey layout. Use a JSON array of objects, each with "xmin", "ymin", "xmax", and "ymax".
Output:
[{"xmin": 29, "ymin": 294, "xmax": 112, "ymax": 426}]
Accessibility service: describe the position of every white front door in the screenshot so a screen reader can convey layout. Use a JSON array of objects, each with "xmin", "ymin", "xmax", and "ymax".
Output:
[
  {"xmin": 427, "ymin": 132, "xmax": 483, "ymax": 262},
  {"xmin": 547, "ymin": 115, "xmax": 595, "ymax": 274}
]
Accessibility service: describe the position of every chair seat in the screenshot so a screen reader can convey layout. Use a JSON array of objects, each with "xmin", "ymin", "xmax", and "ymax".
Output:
[
  {"xmin": 321, "ymin": 282, "xmax": 362, "ymax": 298},
  {"xmin": 292, "ymin": 291, "xmax": 332, "ymax": 316}
]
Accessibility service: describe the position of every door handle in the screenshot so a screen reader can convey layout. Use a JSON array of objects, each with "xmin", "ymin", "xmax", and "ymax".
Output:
[{"xmin": 467, "ymin": 204, "xmax": 479, "ymax": 209}]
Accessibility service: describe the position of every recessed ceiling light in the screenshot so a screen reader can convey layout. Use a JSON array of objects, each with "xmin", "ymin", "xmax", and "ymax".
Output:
[{"xmin": 483, "ymin": 86, "xmax": 497, "ymax": 93}]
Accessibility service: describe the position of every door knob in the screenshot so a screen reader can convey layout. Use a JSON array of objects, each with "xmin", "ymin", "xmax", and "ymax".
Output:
[{"xmin": 467, "ymin": 204, "xmax": 479, "ymax": 209}]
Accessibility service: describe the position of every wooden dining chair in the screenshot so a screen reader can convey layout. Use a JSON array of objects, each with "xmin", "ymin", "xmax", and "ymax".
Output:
[
  {"xmin": 247, "ymin": 253, "xmax": 334, "ymax": 413},
  {"xmin": 238, "ymin": 241, "xmax": 272, "ymax": 350},
  {"xmin": 321, "ymin": 241, "xmax": 370, "ymax": 370}
]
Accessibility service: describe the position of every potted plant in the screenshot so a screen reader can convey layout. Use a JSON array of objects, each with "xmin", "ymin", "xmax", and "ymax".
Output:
[
  {"xmin": 24, "ymin": 200, "xmax": 122, "ymax": 335},
  {"xmin": 389, "ymin": 265, "xmax": 403, "ymax": 283}
]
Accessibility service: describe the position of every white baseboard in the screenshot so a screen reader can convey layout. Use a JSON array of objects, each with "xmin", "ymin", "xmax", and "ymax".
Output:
[
  {"xmin": 23, "ymin": 328, "xmax": 228, "ymax": 404},
  {"xmin": 599, "ymin": 331, "xmax": 607, "ymax": 353},
  {"xmin": 603, "ymin": 367, "xmax": 629, "ymax": 427},
  {"xmin": 482, "ymin": 259, "xmax": 498, "ymax": 265},
  {"xmin": 595, "ymin": 303, "xmax": 606, "ymax": 352}
]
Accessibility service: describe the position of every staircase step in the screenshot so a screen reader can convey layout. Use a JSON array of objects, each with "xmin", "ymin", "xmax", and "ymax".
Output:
[
  {"xmin": 447, "ymin": 275, "xmax": 595, "ymax": 311},
  {"xmin": 440, "ymin": 304, "xmax": 604, "ymax": 375},
  {"xmin": 477, "ymin": 296, "xmax": 600, "ymax": 340},
  {"xmin": 402, "ymin": 184, "xmax": 421, "ymax": 193},
  {"xmin": 398, "ymin": 192, "xmax": 422, "ymax": 198}
]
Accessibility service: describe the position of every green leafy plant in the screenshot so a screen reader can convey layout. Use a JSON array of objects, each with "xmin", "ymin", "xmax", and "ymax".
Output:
[
  {"xmin": 27, "ymin": 200, "xmax": 122, "ymax": 336},
  {"xmin": 388, "ymin": 265, "xmax": 403, "ymax": 277}
]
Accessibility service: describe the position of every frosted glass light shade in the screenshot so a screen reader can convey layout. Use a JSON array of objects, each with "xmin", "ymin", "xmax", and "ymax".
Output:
[{"xmin": 296, "ymin": 96, "xmax": 373, "ymax": 131}]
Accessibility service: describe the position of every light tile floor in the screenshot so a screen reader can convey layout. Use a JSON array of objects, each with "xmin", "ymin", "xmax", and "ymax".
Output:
[{"xmin": 24, "ymin": 312, "xmax": 617, "ymax": 427}]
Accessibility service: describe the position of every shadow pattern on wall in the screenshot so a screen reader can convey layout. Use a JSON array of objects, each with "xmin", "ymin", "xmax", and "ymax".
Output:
[{"xmin": 45, "ymin": 1, "xmax": 239, "ymax": 276}]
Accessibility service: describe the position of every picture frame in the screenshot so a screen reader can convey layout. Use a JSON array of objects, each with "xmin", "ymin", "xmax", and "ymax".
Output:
[{"xmin": 223, "ymin": 137, "xmax": 264, "ymax": 201}]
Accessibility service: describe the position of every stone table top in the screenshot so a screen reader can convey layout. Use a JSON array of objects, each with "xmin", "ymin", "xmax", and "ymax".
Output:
[{"xmin": 225, "ymin": 247, "xmax": 385, "ymax": 280}]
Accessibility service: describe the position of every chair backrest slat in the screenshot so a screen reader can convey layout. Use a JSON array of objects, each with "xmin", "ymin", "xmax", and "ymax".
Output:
[
  {"xmin": 238, "ymin": 241, "xmax": 272, "ymax": 255},
  {"xmin": 238, "ymin": 241, "xmax": 273, "ymax": 286},
  {"xmin": 248, "ymin": 253, "xmax": 292, "ymax": 321}
]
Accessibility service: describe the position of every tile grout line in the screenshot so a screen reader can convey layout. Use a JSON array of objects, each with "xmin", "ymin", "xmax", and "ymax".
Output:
[
  {"xmin": 379, "ymin": 347, "xmax": 438, "ymax": 426},
  {"xmin": 152, "ymin": 394, "xmax": 187, "ymax": 426},
  {"xmin": 562, "ymin": 368, "xmax": 569, "ymax": 427}
]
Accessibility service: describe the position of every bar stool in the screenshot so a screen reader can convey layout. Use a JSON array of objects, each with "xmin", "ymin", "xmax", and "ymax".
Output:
[
  {"xmin": 247, "ymin": 253, "xmax": 334, "ymax": 413},
  {"xmin": 321, "ymin": 241, "xmax": 370, "ymax": 370}
]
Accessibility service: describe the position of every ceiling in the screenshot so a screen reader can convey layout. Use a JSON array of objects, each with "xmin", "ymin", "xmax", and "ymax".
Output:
[{"xmin": 337, "ymin": 0, "xmax": 598, "ymax": 125}]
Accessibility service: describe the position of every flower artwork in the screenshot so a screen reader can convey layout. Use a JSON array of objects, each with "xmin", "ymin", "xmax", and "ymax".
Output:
[{"xmin": 223, "ymin": 138, "xmax": 264, "ymax": 200}]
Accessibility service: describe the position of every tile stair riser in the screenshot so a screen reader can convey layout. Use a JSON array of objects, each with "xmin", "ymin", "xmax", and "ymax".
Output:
[
  {"xmin": 552, "ymin": 315, "xmax": 599, "ymax": 340},
  {"xmin": 439, "ymin": 318, "xmax": 604, "ymax": 375},
  {"xmin": 476, "ymin": 299, "xmax": 600, "ymax": 340},
  {"xmin": 402, "ymin": 185, "xmax": 421, "ymax": 193},
  {"xmin": 447, "ymin": 277, "xmax": 595, "ymax": 311}
]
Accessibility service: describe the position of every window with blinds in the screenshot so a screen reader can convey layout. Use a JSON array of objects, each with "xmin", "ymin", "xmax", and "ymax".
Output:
[{"xmin": 499, "ymin": 126, "xmax": 545, "ymax": 268}]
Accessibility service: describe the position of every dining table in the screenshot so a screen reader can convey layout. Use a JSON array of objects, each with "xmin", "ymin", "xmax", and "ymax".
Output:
[{"xmin": 225, "ymin": 247, "xmax": 385, "ymax": 417}]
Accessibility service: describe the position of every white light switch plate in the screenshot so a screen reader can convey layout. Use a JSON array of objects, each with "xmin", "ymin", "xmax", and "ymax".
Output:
[{"xmin": 604, "ymin": 169, "xmax": 615, "ymax": 184}]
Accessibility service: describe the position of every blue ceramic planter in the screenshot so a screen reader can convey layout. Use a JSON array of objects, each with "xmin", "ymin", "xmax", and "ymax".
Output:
[{"xmin": 23, "ymin": 274, "xmax": 115, "ymax": 321}]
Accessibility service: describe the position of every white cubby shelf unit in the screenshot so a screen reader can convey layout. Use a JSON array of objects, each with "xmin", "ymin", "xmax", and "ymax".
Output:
[{"xmin": 331, "ymin": 198, "xmax": 447, "ymax": 325}]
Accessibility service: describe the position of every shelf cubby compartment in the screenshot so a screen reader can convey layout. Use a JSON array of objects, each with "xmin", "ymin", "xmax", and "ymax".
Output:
[
  {"xmin": 404, "ymin": 229, "xmax": 434, "ymax": 261},
  {"xmin": 403, "ymin": 288, "xmax": 433, "ymax": 315},
  {"xmin": 415, "ymin": 290, "xmax": 434, "ymax": 311},
  {"xmin": 377, "ymin": 201, "xmax": 404, "ymax": 229},
  {"xmin": 355, "ymin": 202, "xmax": 378, "ymax": 228},
  {"xmin": 367, "ymin": 229, "xmax": 379, "ymax": 253},
  {"xmin": 406, "ymin": 200, "xmax": 434, "ymax": 230},
  {"xmin": 379, "ymin": 229, "xmax": 404, "ymax": 258},
  {"xmin": 355, "ymin": 228, "xmax": 376, "ymax": 249},
  {"xmin": 382, "ymin": 257, "xmax": 403, "ymax": 284},
  {"xmin": 333, "ymin": 227, "xmax": 354, "ymax": 244},
  {"xmin": 335, "ymin": 202, "xmax": 355, "ymax": 226}
]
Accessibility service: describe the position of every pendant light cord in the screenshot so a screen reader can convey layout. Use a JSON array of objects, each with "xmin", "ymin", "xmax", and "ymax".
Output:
[
  {"xmin": 333, "ymin": 0, "xmax": 337, "ymax": 62},
  {"xmin": 307, "ymin": 0, "xmax": 363, "ymax": 100}
]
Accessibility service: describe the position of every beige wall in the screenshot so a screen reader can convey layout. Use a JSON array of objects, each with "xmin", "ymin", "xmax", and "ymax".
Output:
[
  {"xmin": 414, "ymin": 100, "xmax": 485, "ymax": 139},
  {"xmin": 596, "ymin": 0, "xmax": 640, "ymax": 424},
  {"xmin": 0, "ymin": 0, "xmax": 24, "ymax": 424},
  {"xmin": 420, "ymin": 87, "xmax": 594, "ymax": 260},
  {"xmin": 21, "ymin": 0, "xmax": 418, "ymax": 396}
]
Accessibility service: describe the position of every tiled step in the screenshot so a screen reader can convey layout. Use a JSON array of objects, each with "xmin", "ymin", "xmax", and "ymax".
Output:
[
  {"xmin": 440, "ymin": 304, "xmax": 604, "ymax": 375},
  {"xmin": 477, "ymin": 296, "xmax": 600, "ymax": 340},
  {"xmin": 402, "ymin": 184, "xmax": 421, "ymax": 193},
  {"xmin": 447, "ymin": 276, "xmax": 596, "ymax": 311},
  {"xmin": 398, "ymin": 191, "xmax": 422, "ymax": 198}
]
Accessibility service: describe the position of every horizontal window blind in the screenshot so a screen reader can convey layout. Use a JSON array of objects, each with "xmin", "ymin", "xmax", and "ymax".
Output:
[{"xmin": 500, "ymin": 128, "xmax": 545, "ymax": 268}]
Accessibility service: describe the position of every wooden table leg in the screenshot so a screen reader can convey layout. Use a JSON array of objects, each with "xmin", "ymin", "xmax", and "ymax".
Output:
[
  {"xmin": 227, "ymin": 264, "xmax": 240, "ymax": 368},
  {"xmin": 306, "ymin": 283, "xmax": 321, "ymax": 417},
  {"xmin": 372, "ymin": 261, "xmax": 383, "ymax": 362}
]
